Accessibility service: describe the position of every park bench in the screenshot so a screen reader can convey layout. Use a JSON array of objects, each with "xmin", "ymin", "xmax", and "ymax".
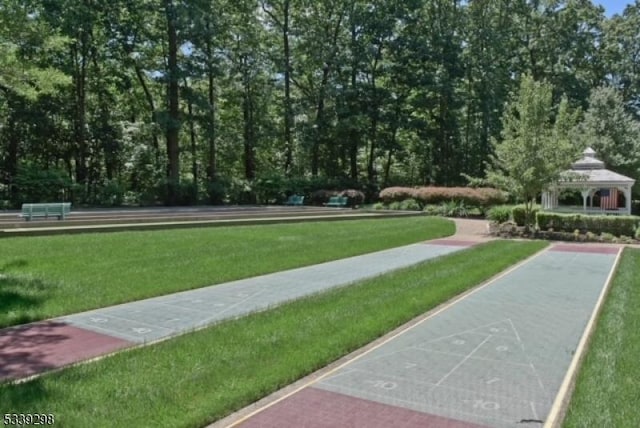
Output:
[
  {"xmin": 325, "ymin": 196, "xmax": 348, "ymax": 207},
  {"xmin": 20, "ymin": 202, "xmax": 71, "ymax": 221},
  {"xmin": 285, "ymin": 195, "xmax": 305, "ymax": 206}
]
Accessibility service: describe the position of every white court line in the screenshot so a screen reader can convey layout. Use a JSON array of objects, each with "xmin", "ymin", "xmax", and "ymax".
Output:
[
  {"xmin": 223, "ymin": 244, "xmax": 550, "ymax": 428},
  {"xmin": 435, "ymin": 335, "xmax": 492, "ymax": 387},
  {"xmin": 543, "ymin": 247, "xmax": 623, "ymax": 428}
]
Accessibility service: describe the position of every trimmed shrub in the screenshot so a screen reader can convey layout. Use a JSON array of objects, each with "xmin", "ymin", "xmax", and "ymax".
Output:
[
  {"xmin": 372, "ymin": 202, "xmax": 386, "ymax": 210},
  {"xmin": 512, "ymin": 205, "xmax": 540, "ymax": 226},
  {"xmin": 536, "ymin": 212, "xmax": 640, "ymax": 237},
  {"xmin": 379, "ymin": 186, "xmax": 505, "ymax": 209},
  {"xmin": 636, "ymin": 226, "xmax": 640, "ymax": 240},
  {"xmin": 339, "ymin": 189, "xmax": 366, "ymax": 206},
  {"xmin": 487, "ymin": 205, "xmax": 512, "ymax": 224}
]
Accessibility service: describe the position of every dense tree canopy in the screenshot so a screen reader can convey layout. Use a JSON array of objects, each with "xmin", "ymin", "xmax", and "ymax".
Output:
[{"xmin": 1, "ymin": 0, "xmax": 639, "ymax": 206}]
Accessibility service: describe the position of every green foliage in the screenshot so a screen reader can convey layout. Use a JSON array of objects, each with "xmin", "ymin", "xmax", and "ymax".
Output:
[
  {"xmin": 95, "ymin": 179, "xmax": 125, "ymax": 207},
  {"xmin": 486, "ymin": 75, "xmax": 581, "ymax": 226},
  {"xmin": 398, "ymin": 198, "xmax": 422, "ymax": 211},
  {"xmin": 573, "ymin": 86, "xmax": 640, "ymax": 181},
  {"xmin": 423, "ymin": 204, "xmax": 442, "ymax": 216},
  {"xmin": 536, "ymin": 212, "xmax": 640, "ymax": 237},
  {"xmin": 12, "ymin": 164, "xmax": 71, "ymax": 205},
  {"xmin": 487, "ymin": 205, "xmax": 513, "ymax": 224},
  {"xmin": 512, "ymin": 205, "xmax": 540, "ymax": 227},
  {"xmin": 439, "ymin": 200, "xmax": 469, "ymax": 218}
]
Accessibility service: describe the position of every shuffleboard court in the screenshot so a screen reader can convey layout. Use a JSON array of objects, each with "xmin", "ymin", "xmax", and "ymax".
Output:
[
  {"xmin": 231, "ymin": 244, "xmax": 620, "ymax": 428},
  {"xmin": 0, "ymin": 239, "xmax": 476, "ymax": 381},
  {"xmin": 58, "ymin": 242, "xmax": 472, "ymax": 343}
]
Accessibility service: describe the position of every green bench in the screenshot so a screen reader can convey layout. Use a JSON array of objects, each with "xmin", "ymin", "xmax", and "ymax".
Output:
[
  {"xmin": 20, "ymin": 202, "xmax": 71, "ymax": 221},
  {"xmin": 285, "ymin": 195, "xmax": 305, "ymax": 206},
  {"xmin": 325, "ymin": 196, "xmax": 348, "ymax": 207}
]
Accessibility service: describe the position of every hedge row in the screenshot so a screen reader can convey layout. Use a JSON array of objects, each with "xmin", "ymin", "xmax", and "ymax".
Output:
[
  {"xmin": 379, "ymin": 186, "xmax": 506, "ymax": 207},
  {"xmin": 536, "ymin": 212, "xmax": 640, "ymax": 237}
]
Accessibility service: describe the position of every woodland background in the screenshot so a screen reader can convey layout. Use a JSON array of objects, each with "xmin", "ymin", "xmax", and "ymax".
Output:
[{"xmin": 1, "ymin": 0, "xmax": 639, "ymax": 207}]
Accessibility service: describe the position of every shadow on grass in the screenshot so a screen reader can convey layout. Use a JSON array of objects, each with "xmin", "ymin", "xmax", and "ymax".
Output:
[{"xmin": 0, "ymin": 261, "xmax": 56, "ymax": 328}]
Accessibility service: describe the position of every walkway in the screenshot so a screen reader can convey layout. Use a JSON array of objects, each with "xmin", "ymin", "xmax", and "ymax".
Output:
[
  {"xmin": 219, "ymin": 243, "xmax": 620, "ymax": 428},
  {"xmin": 0, "ymin": 223, "xmax": 484, "ymax": 382}
]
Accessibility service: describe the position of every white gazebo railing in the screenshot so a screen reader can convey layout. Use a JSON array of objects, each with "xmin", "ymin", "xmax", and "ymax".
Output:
[{"xmin": 542, "ymin": 148, "xmax": 635, "ymax": 215}]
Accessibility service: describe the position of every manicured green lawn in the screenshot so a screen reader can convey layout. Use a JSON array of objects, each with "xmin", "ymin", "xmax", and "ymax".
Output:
[
  {"xmin": 563, "ymin": 248, "xmax": 640, "ymax": 428},
  {"xmin": 0, "ymin": 216, "xmax": 454, "ymax": 328},
  {"xmin": 0, "ymin": 240, "xmax": 546, "ymax": 428}
]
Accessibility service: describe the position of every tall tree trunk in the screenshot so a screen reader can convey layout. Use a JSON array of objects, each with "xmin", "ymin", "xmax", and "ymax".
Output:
[
  {"xmin": 133, "ymin": 65, "xmax": 161, "ymax": 164},
  {"xmin": 165, "ymin": 0, "xmax": 180, "ymax": 205},
  {"xmin": 205, "ymin": 36, "xmax": 217, "ymax": 182},
  {"xmin": 282, "ymin": 0, "xmax": 293, "ymax": 176},
  {"xmin": 242, "ymin": 56, "xmax": 256, "ymax": 180},
  {"xmin": 184, "ymin": 79, "xmax": 198, "ymax": 187},
  {"xmin": 72, "ymin": 36, "xmax": 89, "ymax": 189},
  {"xmin": 311, "ymin": 66, "xmax": 329, "ymax": 177}
]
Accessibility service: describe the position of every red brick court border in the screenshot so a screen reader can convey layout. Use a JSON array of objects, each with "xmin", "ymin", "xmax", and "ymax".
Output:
[
  {"xmin": 550, "ymin": 244, "xmax": 620, "ymax": 254},
  {"xmin": 237, "ymin": 387, "xmax": 487, "ymax": 428},
  {"xmin": 0, "ymin": 321, "xmax": 132, "ymax": 381}
]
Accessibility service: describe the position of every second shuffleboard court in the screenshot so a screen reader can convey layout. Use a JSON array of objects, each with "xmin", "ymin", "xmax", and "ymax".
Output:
[{"xmin": 235, "ymin": 244, "xmax": 620, "ymax": 428}]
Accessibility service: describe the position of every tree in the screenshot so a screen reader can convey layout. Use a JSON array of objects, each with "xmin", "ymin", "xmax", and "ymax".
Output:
[
  {"xmin": 487, "ymin": 75, "xmax": 580, "ymax": 226},
  {"xmin": 575, "ymin": 86, "xmax": 640, "ymax": 190}
]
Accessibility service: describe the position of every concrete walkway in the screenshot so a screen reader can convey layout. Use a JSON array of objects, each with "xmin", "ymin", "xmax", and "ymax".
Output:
[
  {"xmin": 0, "ymin": 221, "xmax": 486, "ymax": 382},
  {"xmin": 220, "ymin": 243, "xmax": 620, "ymax": 428}
]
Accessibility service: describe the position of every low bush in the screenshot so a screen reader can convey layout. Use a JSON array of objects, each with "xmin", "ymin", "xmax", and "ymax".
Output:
[
  {"xmin": 487, "ymin": 205, "xmax": 512, "ymax": 224},
  {"xmin": 399, "ymin": 198, "xmax": 422, "ymax": 211},
  {"xmin": 378, "ymin": 186, "xmax": 505, "ymax": 209},
  {"xmin": 339, "ymin": 189, "xmax": 366, "ymax": 206},
  {"xmin": 439, "ymin": 200, "xmax": 469, "ymax": 217},
  {"xmin": 512, "ymin": 205, "xmax": 540, "ymax": 226},
  {"xmin": 536, "ymin": 212, "xmax": 640, "ymax": 237},
  {"xmin": 423, "ymin": 204, "xmax": 442, "ymax": 216}
]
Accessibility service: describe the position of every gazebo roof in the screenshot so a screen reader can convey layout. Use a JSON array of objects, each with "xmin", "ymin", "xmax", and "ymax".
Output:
[{"xmin": 559, "ymin": 148, "xmax": 635, "ymax": 185}]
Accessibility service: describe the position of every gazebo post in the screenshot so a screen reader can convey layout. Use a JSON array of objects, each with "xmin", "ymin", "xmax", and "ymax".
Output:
[
  {"xmin": 624, "ymin": 186, "xmax": 632, "ymax": 215},
  {"xmin": 581, "ymin": 189, "xmax": 590, "ymax": 213}
]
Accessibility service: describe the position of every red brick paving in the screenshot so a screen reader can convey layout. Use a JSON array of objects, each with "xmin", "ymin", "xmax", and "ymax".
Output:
[
  {"xmin": 550, "ymin": 244, "xmax": 620, "ymax": 254},
  {"xmin": 238, "ymin": 387, "xmax": 487, "ymax": 428},
  {"xmin": 0, "ymin": 321, "xmax": 132, "ymax": 381}
]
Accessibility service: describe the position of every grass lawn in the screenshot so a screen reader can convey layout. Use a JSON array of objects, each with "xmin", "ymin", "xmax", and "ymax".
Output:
[
  {"xmin": 0, "ymin": 240, "xmax": 547, "ymax": 428},
  {"xmin": 0, "ymin": 216, "xmax": 454, "ymax": 328},
  {"xmin": 563, "ymin": 248, "xmax": 640, "ymax": 427}
]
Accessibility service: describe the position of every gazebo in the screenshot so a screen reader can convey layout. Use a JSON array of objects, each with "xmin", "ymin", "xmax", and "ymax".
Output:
[{"xmin": 541, "ymin": 148, "xmax": 635, "ymax": 215}]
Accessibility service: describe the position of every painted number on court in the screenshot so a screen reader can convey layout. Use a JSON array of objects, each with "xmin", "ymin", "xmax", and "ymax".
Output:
[
  {"xmin": 90, "ymin": 317, "xmax": 108, "ymax": 323},
  {"xmin": 366, "ymin": 380, "xmax": 397, "ymax": 390},
  {"xmin": 464, "ymin": 399, "xmax": 500, "ymax": 410},
  {"xmin": 132, "ymin": 327, "xmax": 152, "ymax": 334}
]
